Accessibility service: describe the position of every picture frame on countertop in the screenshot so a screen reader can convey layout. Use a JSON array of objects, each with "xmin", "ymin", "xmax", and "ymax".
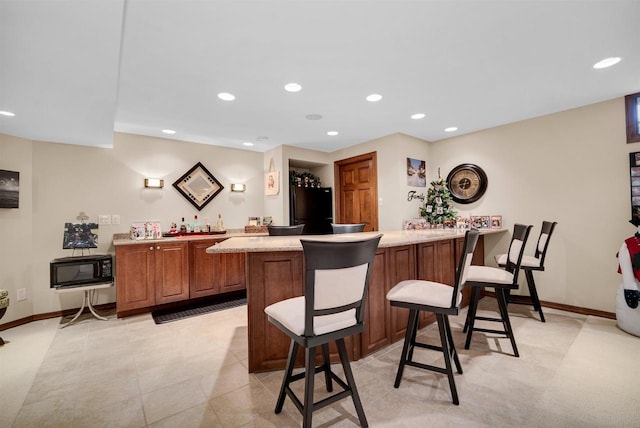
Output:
[
  {"xmin": 172, "ymin": 162, "xmax": 224, "ymax": 211},
  {"xmin": 456, "ymin": 217, "xmax": 470, "ymax": 230},
  {"xmin": 491, "ymin": 215, "xmax": 503, "ymax": 229},
  {"xmin": 471, "ymin": 215, "xmax": 491, "ymax": 229}
]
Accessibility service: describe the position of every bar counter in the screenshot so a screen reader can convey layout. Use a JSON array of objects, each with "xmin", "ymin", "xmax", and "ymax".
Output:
[{"xmin": 206, "ymin": 228, "xmax": 506, "ymax": 372}]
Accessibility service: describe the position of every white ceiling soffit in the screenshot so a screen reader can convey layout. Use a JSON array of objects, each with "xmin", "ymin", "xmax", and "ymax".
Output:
[{"xmin": 1, "ymin": 1, "xmax": 639, "ymax": 152}]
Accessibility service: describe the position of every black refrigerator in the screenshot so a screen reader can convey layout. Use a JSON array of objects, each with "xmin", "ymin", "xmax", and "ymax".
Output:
[{"xmin": 290, "ymin": 186, "xmax": 333, "ymax": 234}]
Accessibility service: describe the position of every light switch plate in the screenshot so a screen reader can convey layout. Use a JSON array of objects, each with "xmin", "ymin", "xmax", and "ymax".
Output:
[
  {"xmin": 111, "ymin": 215, "xmax": 120, "ymax": 225},
  {"xmin": 98, "ymin": 215, "xmax": 111, "ymax": 225}
]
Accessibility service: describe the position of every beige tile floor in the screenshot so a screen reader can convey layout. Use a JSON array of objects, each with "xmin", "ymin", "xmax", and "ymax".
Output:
[{"xmin": 1, "ymin": 299, "xmax": 640, "ymax": 427}]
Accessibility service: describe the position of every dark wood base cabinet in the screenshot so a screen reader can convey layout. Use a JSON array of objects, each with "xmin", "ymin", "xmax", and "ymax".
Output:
[
  {"xmin": 116, "ymin": 241, "xmax": 189, "ymax": 314},
  {"xmin": 189, "ymin": 239, "xmax": 246, "ymax": 298},
  {"xmin": 116, "ymin": 238, "xmax": 246, "ymax": 317},
  {"xmin": 247, "ymin": 236, "xmax": 484, "ymax": 372}
]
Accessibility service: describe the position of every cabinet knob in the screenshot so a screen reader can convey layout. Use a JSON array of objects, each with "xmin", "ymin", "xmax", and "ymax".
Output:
[
  {"xmin": 149, "ymin": 246, "xmax": 154, "ymax": 251},
  {"xmin": 156, "ymin": 246, "xmax": 160, "ymax": 250}
]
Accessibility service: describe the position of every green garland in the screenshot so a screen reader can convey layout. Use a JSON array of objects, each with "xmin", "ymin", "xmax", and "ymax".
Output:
[
  {"xmin": 289, "ymin": 170, "xmax": 321, "ymax": 185},
  {"xmin": 420, "ymin": 178, "xmax": 457, "ymax": 223}
]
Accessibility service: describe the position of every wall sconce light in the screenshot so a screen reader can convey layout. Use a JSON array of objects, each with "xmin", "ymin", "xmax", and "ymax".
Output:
[
  {"xmin": 231, "ymin": 183, "xmax": 246, "ymax": 192},
  {"xmin": 144, "ymin": 178, "xmax": 164, "ymax": 188}
]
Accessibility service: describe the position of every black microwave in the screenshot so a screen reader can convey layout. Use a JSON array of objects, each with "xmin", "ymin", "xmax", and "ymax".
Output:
[{"xmin": 50, "ymin": 254, "xmax": 113, "ymax": 288}]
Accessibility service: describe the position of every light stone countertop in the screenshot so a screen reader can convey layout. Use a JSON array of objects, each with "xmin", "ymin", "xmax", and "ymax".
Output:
[
  {"xmin": 112, "ymin": 229, "xmax": 268, "ymax": 246},
  {"xmin": 205, "ymin": 228, "xmax": 507, "ymax": 254}
]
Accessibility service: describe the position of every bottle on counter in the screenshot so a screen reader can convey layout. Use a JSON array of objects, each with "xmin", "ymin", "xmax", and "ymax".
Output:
[
  {"xmin": 180, "ymin": 217, "xmax": 187, "ymax": 234},
  {"xmin": 216, "ymin": 213, "xmax": 225, "ymax": 231},
  {"xmin": 193, "ymin": 215, "xmax": 202, "ymax": 233}
]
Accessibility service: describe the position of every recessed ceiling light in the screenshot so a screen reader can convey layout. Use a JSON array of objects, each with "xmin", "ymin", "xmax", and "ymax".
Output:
[
  {"xmin": 306, "ymin": 114, "xmax": 323, "ymax": 120},
  {"xmin": 217, "ymin": 92, "xmax": 236, "ymax": 101},
  {"xmin": 327, "ymin": 131, "xmax": 339, "ymax": 136},
  {"xmin": 593, "ymin": 57, "xmax": 621, "ymax": 69},
  {"xmin": 162, "ymin": 129, "xmax": 176, "ymax": 134},
  {"xmin": 445, "ymin": 127, "xmax": 458, "ymax": 132},
  {"xmin": 0, "ymin": 111, "xmax": 15, "ymax": 117},
  {"xmin": 243, "ymin": 142, "xmax": 254, "ymax": 146},
  {"xmin": 411, "ymin": 113, "xmax": 426, "ymax": 120},
  {"xmin": 284, "ymin": 83, "xmax": 302, "ymax": 92},
  {"xmin": 366, "ymin": 94, "xmax": 382, "ymax": 102}
]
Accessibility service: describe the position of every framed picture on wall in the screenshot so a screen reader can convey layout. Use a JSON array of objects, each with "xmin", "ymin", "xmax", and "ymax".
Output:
[
  {"xmin": 0, "ymin": 169, "xmax": 19, "ymax": 209},
  {"xmin": 407, "ymin": 158, "xmax": 426, "ymax": 187},
  {"xmin": 629, "ymin": 152, "xmax": 640, "ymax": 223},
  {"xmin": 172, "ymin": 162, "xmax": 224, "ymax": 211}
]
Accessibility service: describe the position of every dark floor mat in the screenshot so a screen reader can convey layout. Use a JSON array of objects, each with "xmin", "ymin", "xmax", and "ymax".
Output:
[{"xmin": 151, "ymin": 297, "xmax": 246, "ymax": 324}]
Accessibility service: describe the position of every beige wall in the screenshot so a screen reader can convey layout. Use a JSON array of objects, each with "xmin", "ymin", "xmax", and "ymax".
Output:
[
  {"xmin": 0, "ymin": 97, "xmax": 634, "ymax": 323},
  {"xmin": 1, "ymin": 132, "xmax": 264, "ymax": 323},
  {"xmin": 330, "ymin": 133, "xmax": 431, "ymax": 230},
  {"xmin": 430, "ymin": 97, "xmax": 634, "ymax": 313},
  {"xmin": 0, "ymin": 134, "xmax": 34, "ymax": 322}
]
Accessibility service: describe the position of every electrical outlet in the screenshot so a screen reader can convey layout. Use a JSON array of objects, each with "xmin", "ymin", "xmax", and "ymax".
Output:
[
  {"xmin": 17, "ymin": 288, "xmax": 26, "ymax": 301},
  {"xmin": 98, "ymin": 215, "xmax": 111, "ymax": 225},
  {"xmin": 111, "ymin": 215, "xmax": 120, "ymax": 225}
]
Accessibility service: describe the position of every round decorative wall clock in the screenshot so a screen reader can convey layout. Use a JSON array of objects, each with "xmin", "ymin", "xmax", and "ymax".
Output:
[{"xmin": 446, "ymin": 163, "xmax": 488, "ymax": 204}]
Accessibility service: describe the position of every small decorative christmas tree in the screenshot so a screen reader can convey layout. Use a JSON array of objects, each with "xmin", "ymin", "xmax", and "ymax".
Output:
[{"xmin": 420, "ymin": 170, "xmax": 457, "ymax": 224}]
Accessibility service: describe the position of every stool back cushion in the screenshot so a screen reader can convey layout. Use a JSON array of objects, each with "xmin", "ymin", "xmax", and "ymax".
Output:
[
  {"xmin": 534, "ymin": 221, "xmax": 558, "ymax": 267},
  {"xmin": 454, "ymin": 229, "xmax": 480, "ymax": 307},
  {"xmin": 505, "ymin": 224, "xmax": 534, "ymax": 282},
  {"xmin": 301, "ymin": 234, "xmax": 382, "ymax": 337}
]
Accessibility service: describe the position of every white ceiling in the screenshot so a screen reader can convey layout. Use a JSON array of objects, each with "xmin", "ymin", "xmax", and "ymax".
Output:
[{"xmin": 1, "ymin": 0, "xmax": 639, "ymax": 153}]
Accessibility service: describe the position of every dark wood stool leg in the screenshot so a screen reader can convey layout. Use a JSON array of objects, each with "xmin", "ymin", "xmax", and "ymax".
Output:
[
  {"xmin": 276, "ymin": 340, "xmax": 299, "ymax": 413},
  {"xmin": 464, "ymin": 287, "xmax": 481, "ymax": 349},
  {"xmin": 321, "ymin": 343, "xmax": 334, "ymax": 392},
  {"xmin": 496, "ymin": 288, "xmax": 519, "ymax": 357},
  {"xmin": 337, "ymin": 338, "xmax": 368, "ymax": 428},
  {"xmin": 437, "ymin": 313, "xmax": 459, "ymax": 405},
  {"xmin": 303, "ymin": 346, "xmax": 316, "ymax": 428},
  {"xmin": 407, "ymin": 309, "xmax": 420, "ymax": 362},
  {"xmin": 444, "ymin": 315, "xmax": 462, "ymax": 374},
  {"xmin": 394, "ymin": 309, "xmax": 418, "ymax": 388},
  {"xmin": 463, "ymin": 286, "xmax": 480, "ymax": 333},
  {"xmin": 525, "ymin": 269, "xmax": 545, "ymax": 322}
]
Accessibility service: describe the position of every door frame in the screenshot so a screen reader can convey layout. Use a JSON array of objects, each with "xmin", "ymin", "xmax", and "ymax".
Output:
[{"xmin": 334, "ymin": 151, "xmax": 379, "ymax": 231}]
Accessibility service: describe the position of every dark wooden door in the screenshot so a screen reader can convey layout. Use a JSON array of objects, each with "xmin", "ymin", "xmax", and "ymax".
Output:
[{"xmin": 335, "ymin": 152, "xmax": 378, "ymax": 231}]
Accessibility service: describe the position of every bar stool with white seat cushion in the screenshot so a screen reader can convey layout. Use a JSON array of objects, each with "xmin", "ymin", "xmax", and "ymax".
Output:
[
  {"xmin": 264, "ymin": 234, "xmax": 382, "ymax": 428},
  {"xmin": 386, "ymin": 229, "xmax": 480, "ymax": 405},
  {"xmin": 463, "ymin": 224, "xmax": 533, "ymax": 357},
  {"xmin": 494, "ymin": 221, "xmax": 557, "ymax": 322}
]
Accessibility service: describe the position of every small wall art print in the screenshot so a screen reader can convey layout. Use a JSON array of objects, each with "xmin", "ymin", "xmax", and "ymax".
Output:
[
  {"xmin": 630, "ymin": 152, "xmax": 640, "ymax": 223},
  {"xmin": 0, "ymin": 169, "xmax": 19, "ymax": 208},
  {"xmin": 407, "ymin": 158, "xmax": 426, "ymax": 187},
  {"xmin": 62, "ymin": 222, "xmax": 98, "ymax": 249}
]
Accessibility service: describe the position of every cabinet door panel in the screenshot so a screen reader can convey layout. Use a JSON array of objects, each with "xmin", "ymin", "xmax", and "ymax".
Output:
[
  {"xmin": 116, "ymin": 244, "xmax": 155, "ymax": 312},
  {"xmin": 190, "ymin": 239, "xmax": 221, "ymax": 297},
  {"xmin": 248, "ymin": 252, "xmax": 303, "ymax": 372},
  {"xmin": 361, "ymin": 248, "xmax": 389, "ymax": 355},
  {"xmin": 219, "ymin": 252, "xmax": 246, "ymax": 292},
  {"xmin": 388, "ymin": 245, "xmax": 416, "ymax": 343},
  {"xmin": 155, "ymin": 242, "xmax": 189, "ymax": 304}
]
